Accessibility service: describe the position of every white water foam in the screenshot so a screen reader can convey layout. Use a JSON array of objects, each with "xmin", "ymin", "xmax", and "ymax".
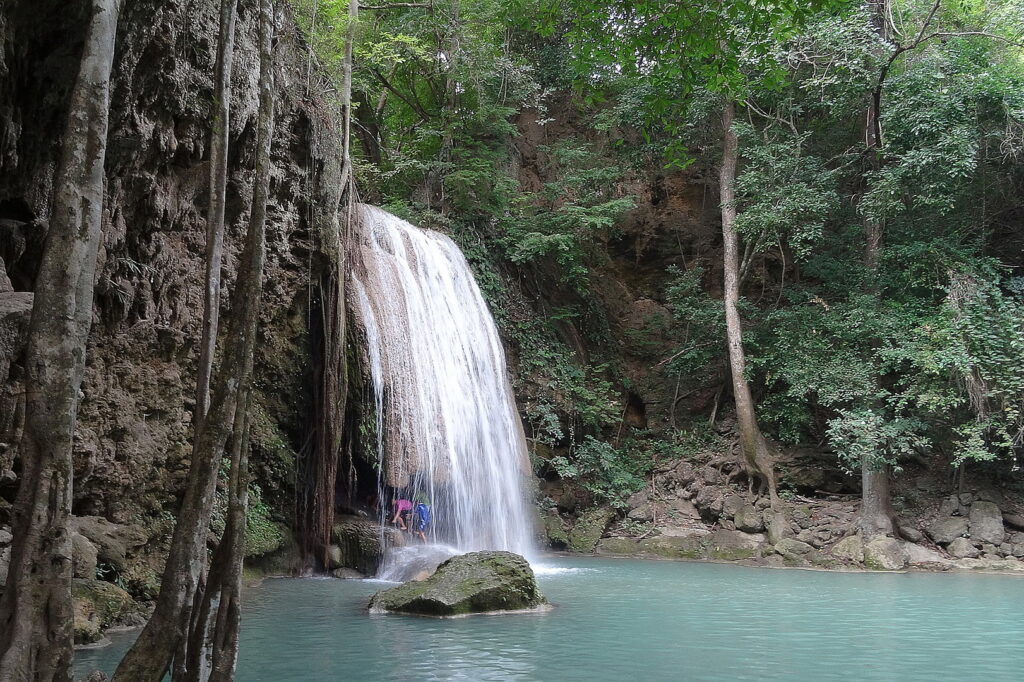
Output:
[{"xmin": 351, "ymin": 205, "xmax": 535, "ymax": 579}]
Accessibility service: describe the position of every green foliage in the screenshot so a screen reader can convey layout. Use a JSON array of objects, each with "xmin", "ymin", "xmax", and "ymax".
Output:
[
  {"xmin": 549, "ymin": 436, "xmax": 650, "ymax": 508},
  {"xmin": 245, "ymin": 484, "xmax": 286, "ymax": 558},
  {"xmin": 506, "ymin": 139, "xmax": 636, "ymax": 289}
]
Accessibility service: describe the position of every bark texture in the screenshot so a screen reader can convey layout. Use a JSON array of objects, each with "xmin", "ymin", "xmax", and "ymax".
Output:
[
  {"xmin": 303, "ymin": 0, "xmax": 355, "ymax": 568},
  {"xmin": 860, "ymin": 0, "xmax": 896, "ymax": 538},
  {"xmin": 719, "ymin": 99, "xmax": 777, "ymax": 502},
  {"xmin": 196, "ymin": 0, "xmax": 239, "ymax": 421},
  {"xmin": 0, "ymin": 0, "xmax": 121, "ymax": 679},
  {"xmin": 112, "ymin": 1, "xmax": 249, "ymax": 679},
  {"xmin": 183, "ymin": 0, "xmax": 274, "ymax": 675}
]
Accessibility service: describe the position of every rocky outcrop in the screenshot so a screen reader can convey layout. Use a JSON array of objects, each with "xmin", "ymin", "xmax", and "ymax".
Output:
[
  {"xmin": 567, "ymin": 507, "xmax": 616, "ymax": 553},
  {"xmin": 330, "ymin": 515, "xmax": 403, "ymax": 575},
  {"xmin": 368, "ymin": 551, "xmax": 547, "ymax": 617},
  {"xmin": 72, "ymin": 578, "xmax": 144, "ymax": 645}
]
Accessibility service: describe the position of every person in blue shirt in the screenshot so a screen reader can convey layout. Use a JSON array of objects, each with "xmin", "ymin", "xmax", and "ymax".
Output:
[{"xmin": 413, "ymin": 502, "xmax": 431, "ymax": 542}]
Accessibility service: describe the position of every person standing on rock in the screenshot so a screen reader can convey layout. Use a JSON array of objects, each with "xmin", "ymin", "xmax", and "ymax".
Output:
[
  {"xmin": 413, "ymin": 501, "xmax": 431, "ymax": 542},
  {"xmin": 391, "ymin": 498, "xmax": 413, "ymax": 530}
]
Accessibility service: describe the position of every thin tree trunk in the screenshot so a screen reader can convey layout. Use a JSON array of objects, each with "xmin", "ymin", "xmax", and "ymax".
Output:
[
  {"xmin": 719, "ymin": 99, "xmax": 777, "ymax": 503},
  {"xmin": 113, "ymin": 2, "xmax": 242, "ymax": 679},
  {"xmin": 0, "ymin": 1, "xmax": 121, "ymax": 679},
  {"xmin": 182, "ymin": 1, "xmax": 275, "ymax": 676},
  {"xmin": 196, "ymin": 0, "xmax": 240, "ymax": 422},
  {"xmin": 860, "ymin": 0, "xmax": 896, "ymax": 539}
]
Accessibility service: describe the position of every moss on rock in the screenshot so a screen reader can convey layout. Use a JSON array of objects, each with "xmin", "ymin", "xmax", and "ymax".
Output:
[
  {"xmin": 567, "ymin": 507, "xmax": 616, "ymax": 554},
  {"xmin": 72, "ymin": 578, "xmax": 141, "ymax": 645},
  {"xmin": 368, "ymin": 551, "xmax": 547, "ymax": 617}
]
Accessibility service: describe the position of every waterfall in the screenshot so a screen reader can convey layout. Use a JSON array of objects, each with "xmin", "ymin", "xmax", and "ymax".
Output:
[{"xmin": 350, "ymin": 205, "xmax": 534, "ymax": 579}]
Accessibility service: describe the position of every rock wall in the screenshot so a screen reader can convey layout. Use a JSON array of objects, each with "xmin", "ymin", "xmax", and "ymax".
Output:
[{"xmin": 0, "ymin": 0, "xmax": 339, "ymax": 593}]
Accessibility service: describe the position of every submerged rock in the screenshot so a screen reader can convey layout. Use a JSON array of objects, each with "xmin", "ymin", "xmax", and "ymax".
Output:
[{"xmin": 368, "ymin": 551, "xmax": 547, "ymax": 617}]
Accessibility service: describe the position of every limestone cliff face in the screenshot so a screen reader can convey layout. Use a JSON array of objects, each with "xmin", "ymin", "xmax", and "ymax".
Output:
[{"xmin": 0, "ymin": 0, "xmax": 336, "ymax": 548}]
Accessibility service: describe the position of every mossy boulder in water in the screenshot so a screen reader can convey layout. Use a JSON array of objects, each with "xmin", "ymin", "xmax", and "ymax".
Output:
[{"xmin": 368, "ymin": 551, "xmax": 547, "ymax": 616}]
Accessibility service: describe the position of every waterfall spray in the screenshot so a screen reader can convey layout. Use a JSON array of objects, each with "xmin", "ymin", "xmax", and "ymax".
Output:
[{"xmin": 350, "ymin": 205, "xmax": 534, "ymax": 579}]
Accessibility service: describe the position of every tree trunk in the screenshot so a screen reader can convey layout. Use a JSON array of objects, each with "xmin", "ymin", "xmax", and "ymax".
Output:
[
  {"xmin": 196, "ymin": 0, "xmax": 239, "ymax": 422},
  {"xmin": 305, "ymin": 0, "xmax": 355, "ymax": 569},
  {"xmin": 860, "ymin": 0, "xmax": 896, "ymax": 539},
  {"xmin": 181, "ymin": 1, "xmax": 274, "ymax": 676},
  {"xmin": 113, "ymin": 2, "xmax": 243, "ymax": 680},
  {"xmin": 719, "ymin": 99, "xmax": 777, "ymax": 502},
  {"xmin": 0, "ymin": 2, "xmax": 121, "ymax": 679}
]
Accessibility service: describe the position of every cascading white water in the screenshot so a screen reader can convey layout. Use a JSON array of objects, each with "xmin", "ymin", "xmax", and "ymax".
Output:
[{"xmin": 350, "ymin": 205, "xmax": 534, "ymax": 579}]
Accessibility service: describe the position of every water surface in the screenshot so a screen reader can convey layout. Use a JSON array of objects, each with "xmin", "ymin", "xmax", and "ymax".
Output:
[{"xmin": 76, "ymin": 557, "xmax": 1024, "ymax": 680}]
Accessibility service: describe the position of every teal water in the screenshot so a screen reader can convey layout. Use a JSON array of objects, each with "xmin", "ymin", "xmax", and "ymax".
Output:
[{"xmin": 75, "ymin": 557, "xmax": 1024, "ymax": 681}]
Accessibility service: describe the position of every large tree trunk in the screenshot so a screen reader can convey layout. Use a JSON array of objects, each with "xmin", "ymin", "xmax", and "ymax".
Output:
[
  {"xmin": 0, "ymin": 1, "xmax": 122, "ymax": 680},
  {"xmin": 112, "ymin": 1, "xmax": 241, "ymax": 679},
  {"xmin": 182, "ymin": 0, "xmax": 275, "ymax": 676},
  {"xmin": 719, "ymin": 99, "xmax": 777, "ymax": 503},
  {"xmin": 860, "ymin": 0, "xmax": 896, "ymax": 539}
]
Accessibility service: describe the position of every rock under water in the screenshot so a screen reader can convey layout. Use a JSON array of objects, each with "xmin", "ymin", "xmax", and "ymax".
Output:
[{"xmin": 367, "ymin": 551, "xmax": 548, "ymax": 617}]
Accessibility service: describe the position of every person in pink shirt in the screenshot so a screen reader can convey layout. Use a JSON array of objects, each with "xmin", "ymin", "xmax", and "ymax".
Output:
[{"xmin": 391, "ymin": 498, "xmax": 413, "ymax": 530}]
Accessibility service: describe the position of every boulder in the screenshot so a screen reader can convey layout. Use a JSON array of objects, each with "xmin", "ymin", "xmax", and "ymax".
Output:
[
  {"xmin": 766, "ymin": 512, "xmax": 793, "ymax": 545},
  {"xmin": 367, "ymin": 551, "xmax": 547, "ymax": 617},
  {"xmin": 72, "ymin": 578, "xmax": 141, "ymax": 645},
  {"xmin": 567, "ymin": 507, "xmax": 616, "ymax": 554},
  {"xmin": 902, "ymin": 542, "xmax": 951, "ymax": 566},
  {"xmin": 330, "ymin": 567, "xmax": 365, "ymax": 579},
  {"xmin": 0, "ymin": 527, "xmax": 12, "ymax": 545},
  {"xmin": 332, "ymin": 515, "xmax": 404, "ymax": 575},
  {"xmin": 1012, "ymin": 544, "xmax": 1024, "ymax": 559},
  {"xmin": 830, "ymin": 535, "xmax": 864, "ymax": 563},
  {"xmin": 595, "ymin": 537, "xmax": 643, "ymax": 556},
  {"xmin": 626, "ymin": 501, "xmax": 658, "ymax": 523},
  {"xmin": 72, "ymin": 533, "xmax": 99, "ymax": 579},
  {"xmin": 734, "ymin": 504, "xmax": 765, "ymax": 533},
  {"xmin": 0, "ymin": 545, "xmax": 10, "ymax": 586},
  {"xmin": 638, "ymin": 534, "xmax": 704, "ymax": 559},
  {"xmin": 1003, "ymin": 512, "xmax": 1024, "ymax": 531},
  {"xmin": 898, "ymin": 525, "xmax": 924, "ymax": 543},
  {"xmin": 775, "ymin": 538, "xmax": 814, "ymax": 557},
  {"xmin": 947, "ymin": 537, "xmax": 980, "ymax": 559},
  {"xmin": 863, "ymin": 537, "xmax": 907, "ymax": 570},
  {"xmin": 926, "ymin": 517, "xmax": 968, "ymax": 545},
  {"xmin": 938, "ymin": 495, "xmax": 959, "ymax": 517},
  {"xmin": 540, "ymin": 509, "xmax": 568, "ymax": 549},
  {"xmin": 69, "ymin": 516, "xmax": 147, "ymax": 572},
  {"xmin": 705, "ymin": 530, "xmax": 765, "ymax": 561},
  {"xmin": 969, "ymin": 502, "xmax": 1005, "ymax": 545},
  {"xmin": 667, "ymin": 498, "xmax": 700, "ymax": 520}
]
